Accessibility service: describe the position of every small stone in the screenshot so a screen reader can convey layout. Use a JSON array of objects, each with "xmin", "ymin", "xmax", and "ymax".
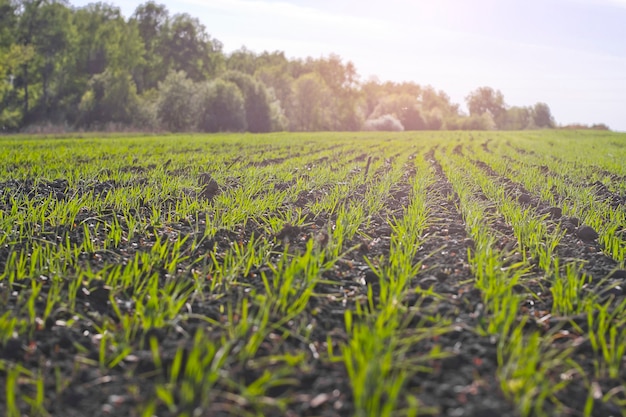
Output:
[
  {"xmin": 1, "ymin": 339, "xmax": 24, "ymax": 360},
  {"xmin": 363, "ymin": 269, "xmax": 379, "ymax": 285},
  {"xmin": 576, "ymin": 225, "xmax": 599, "ymax": 242},
  {"xmin": 310, "ymin": 393, "xmax": 330, "ymax": 408},
  {"xmin": 108, "ymin": 395, "xmax": 126, "ymax": 406}
]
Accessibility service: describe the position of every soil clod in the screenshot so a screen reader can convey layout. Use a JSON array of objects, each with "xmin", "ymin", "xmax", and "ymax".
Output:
[
  {"xmin": 198, "ymin": 173, "xmax": 220, "ymax": 201},
  {"xmin": 517, "ymin": 193, "xmax": 532, "ymax": 205},
  {"xmin": 576, "ymin": 225, "xmax": 599, "ymax": 242},
  {"xmin": 276, "ymin": 223, "xmax": 301, "ymax": 241},
  {"xmin": 545, "ymin": 206, "xmax": 562, "ymax": 219}
]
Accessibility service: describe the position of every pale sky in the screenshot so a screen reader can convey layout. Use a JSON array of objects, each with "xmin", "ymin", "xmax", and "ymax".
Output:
[{"xmin": 73, "ymin": 0, "xmax": 626, "ymax": 131}]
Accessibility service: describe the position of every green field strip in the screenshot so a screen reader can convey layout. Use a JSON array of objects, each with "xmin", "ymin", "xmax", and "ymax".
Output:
[
  {"xmin": 443, "ymin": 141, "xmax": 626, "ymax": 415},
  {"xmin": 495, "ymin": 131, "xmax": 626, "ymax": 176},
  {"xmin": 335, "ymin": 150, "xmax": 453, "ymax": 417},
  {"xmin": 435, "ymin": 147, "xmax": 582, "ymax": 416},
  {"xmin": 495, "ymin": 135, "xmax": 626, "ymax": 199},
  {"xmin": 2, "ymin": 131, "xmax": 626, "ymax": 417},
  {"xmin": 469, "ymin": 140, "xmax": 625, "ymax": 265}
]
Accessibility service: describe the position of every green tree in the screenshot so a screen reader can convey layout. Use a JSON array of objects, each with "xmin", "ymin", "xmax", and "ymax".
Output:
[
  {"xmin": 421, "ymin": 86, "xmax": 459, "ymax": 129},
  {"xmin": 361, "ymin": 78, "xmax": 424, "ymax": 127},
  {"xmin": 131, "ymin": 1, "xmax": 170, "ymax": 92},
  {"xmin": 0, "ymin": 44, "xmax": 35, "ymax": 130},
  {"xmin": 17, "ymin": 1, "xmax": 75, "ymax": 121},
  {"xmin": 13, "ymin": 0, "xmax": 44, "ymax": 121},
  {"xmin": 156, "ymin": 70, "xmax": 197, "ymax": 132},
  {"xmin": 361, "ymin": 77, "xmax": 384, "ymax": 120},
  {"xmin": 370, "ymin": 93, "xmax": 425, "ymax": 130},
  {"xmin": 73, "ymin": 3, "xmax": 143, "ymax": 76},
  {"xmin": 255, "ymin": 50, "xmax": 289, "ymax": 69},
  {"xmin": 78, "ymin": 69, "xmax": 139, "ymax": 127},
  {"xmin": 290, "ymin": 73, "xmax": 332, "ymax": 131},
  {"xmin": 226, "ymin": 47, "xmax": 258, "ymax": 74},
  {"xmin": 163, "ymin": 13, "xmax": 223, "ymax": 81},
  {"xmin": 0, "ymin": 1, "xmax": 22, "ymax": 129},
  {"xmin": 0, "ymin": 0, "xmax": 17, "ymax": 49},
  {"xmin": 306, "ymin": 54, "xmax": 362, "ymax": 130},
  {"xmin": 268, "ymin": 96, "xmax": 288, "ymax": 131},
  {"xmin": 424, "ymin": 108, "xmax": 443, "ymax": 130},
  {"xmin": 222, "ymin": 71, "xmax": 272, "ymax": 133},
  {"xmin": 532, "ymin": 102, "xmax": 554, "ymax": 128},
  {"xmin": 501, "ymin": 106, "xmax": 532, "ymax": 130},
  {"xmin": 461, "ymin": 112, "xmax": 496, "ymax": 130},
  {"xmin": 196, "ymin": 79, "xmax": 246, "ymax": 132},
  {"xmin": 255, "ymin": 64, "xmax": 293, "ymax": 112},
  {"xmin": 67, "ymin": 2, "xmax": 144, "ymax": 126},
  {"xmin": 465, "ymin": 86, "xmax": 506, "ymax": 127}
]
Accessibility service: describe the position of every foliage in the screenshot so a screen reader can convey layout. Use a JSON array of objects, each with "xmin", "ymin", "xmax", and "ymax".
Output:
[
  {"xmin": 465, "ymin": 86, "xmax": 506, "ymax": 127},
  {"xmin": 467, "ymin": 112, "xmax": 497, "ymax": 130},
  {"xmin": 0, "ymin": 0, "xmax": 593, "ymax": 132},
  {"xmin": 0, "ymin": 131, "xmax": 624, "ymax": 417},
  {"xmin": 164, "ymin": 13, "xmax": 223, "ymax": 81},
  {"xmin": 255, "ymin": 64, "xmax": 294, "ymax": 111},
  {"xmin": 222, "ymin": 71, "xmax": 272, "ymax": 133},
  {"xmin": 156, "ymin": 70, "xmax": 197, "ymax": 132},
  {"xmin": 370, "ymin": 94, "xmax": 425, "ymax": 130},
  {"xmin": 290, "ymin": 73, "xmax": 333, "ymax": 131},
  {"xmin": 560, "ymin": 123, "xmax": 611, "ymax": 130},
  {"xmin": 532, "ymin": 102, "xmax": 555, "ymax": 128},
  {"xmin": 501, "ymin": 106, "xmax": 532, "ymax": 130},
  {"xmin": 0, "ymin": 44, "xmax": 35, "ymax": 130},
  {"xmin": 196, "ymin": 79, "xmax": 246, "ymax": 132},
  {"xmin": 131, "ymin": 1, "xmax": 170, "ymax": 93},
  {"xmin": 363, "ymin": 114, "xmax": 404, "ymax": 131},
  {"xmin": 78, "ymin": 70, "xmax": 140, "ymax": 127}
]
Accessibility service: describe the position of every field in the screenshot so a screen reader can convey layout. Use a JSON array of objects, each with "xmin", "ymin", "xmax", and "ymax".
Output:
[{"xmin": 0, "ymin": 130, "xmax": 625, "ymax": 417}]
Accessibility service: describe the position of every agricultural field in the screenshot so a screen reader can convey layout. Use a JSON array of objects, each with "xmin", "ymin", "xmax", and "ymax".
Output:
[{"xmin": 0, "ymin": 130, "xmax": 625, "ymax": 417}]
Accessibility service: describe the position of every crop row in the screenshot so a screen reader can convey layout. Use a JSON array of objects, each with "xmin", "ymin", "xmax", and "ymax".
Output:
[{"xmin": 0, "ymin": 131, "xmax": 625, "ymax": 417}]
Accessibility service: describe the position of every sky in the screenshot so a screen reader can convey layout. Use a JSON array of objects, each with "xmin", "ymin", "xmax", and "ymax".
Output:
[{"xmin": 73, "ymin": 0, "xmax": 626, "ymax": 131}]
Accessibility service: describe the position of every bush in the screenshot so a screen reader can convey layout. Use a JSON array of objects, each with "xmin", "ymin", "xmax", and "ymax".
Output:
[
  {"xmin": 424, "ymin": 108, "xmax": 443, "ymax": 130},
  {"xmin": 78, "ymin": 70, "xmax": 139, "ymax": 128},
  {"xmin": 222, "ymin": 71, "xmax": 273, "ymax": 132},
  {"xmin": 290, "ymin": 73, "xmax": 332, "ymax": 131},
  {"xmin": 369, "ymin": 93, "xmax": 425, "ymax": 130},
  {"xmin": 363, "ymin": 114, "xmax": 404, "ymax": 131},
  {"xmin": 196, "ymin": 79, "xmax": 246, "ymax": 132},
  {"xmin": 443, "ymin": 116, "xmax": 462, "ymax": 130},
  {"xmin": 134, "ymin": 89, "xmax": 159, "ymax": 130},
  {"xmin": 460, "ymin": 112, "xmax": 496, "ymax": 130},
  {"xmin": 156, "ymin": 70, "xmax": 197, "ymax": 132}
]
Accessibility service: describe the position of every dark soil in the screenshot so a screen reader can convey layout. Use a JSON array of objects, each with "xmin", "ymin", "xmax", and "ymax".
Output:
[
  {"xmin": 467, "ymin": 149, "xmax": 626, "ymax": 415},
  {"xmin": 1, "ymin": 139, "xmax": 625, "ymax": 417}
]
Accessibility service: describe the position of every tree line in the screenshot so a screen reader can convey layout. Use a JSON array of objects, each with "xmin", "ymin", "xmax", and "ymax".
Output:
[{"xmin": 1, "ymin": 0, "xmax": 559, "ymax": 132}]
